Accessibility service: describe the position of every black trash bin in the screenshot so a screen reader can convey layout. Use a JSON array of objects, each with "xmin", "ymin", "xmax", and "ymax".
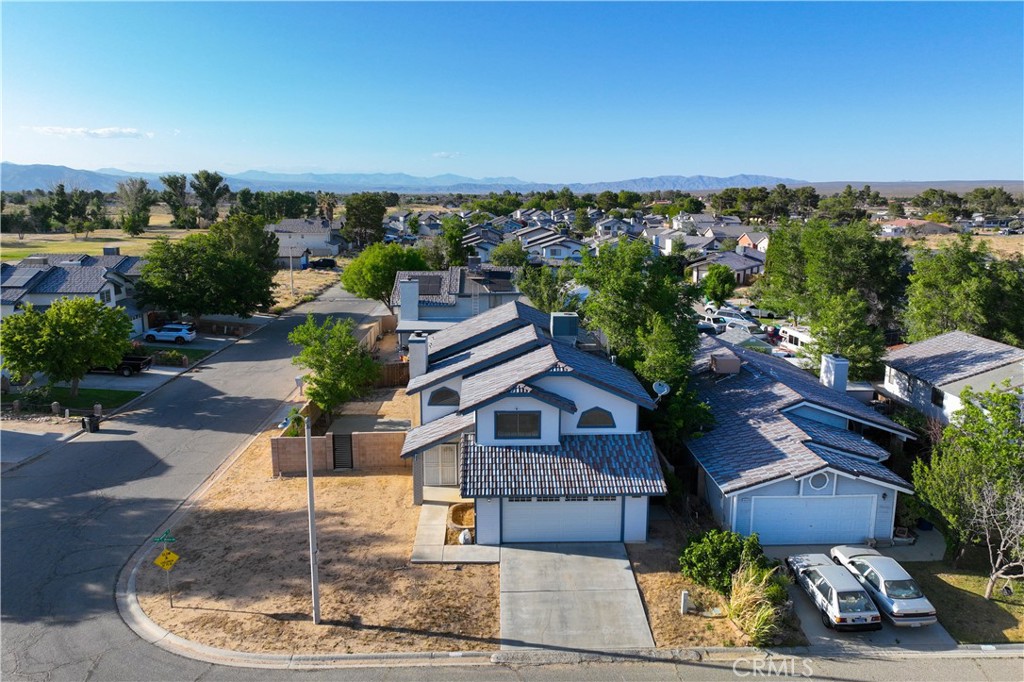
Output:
[{"xmin": 82, "ymin": 415, "xmax": 100, "ymax": 433}]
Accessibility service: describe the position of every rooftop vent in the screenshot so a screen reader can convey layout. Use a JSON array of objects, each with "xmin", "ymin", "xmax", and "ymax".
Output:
[{"xmin": 710, "ymin": 350, "xmax": 741, "ymax": 375}]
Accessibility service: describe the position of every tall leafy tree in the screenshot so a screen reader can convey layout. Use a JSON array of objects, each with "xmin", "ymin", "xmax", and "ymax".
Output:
[
  {"xmin": 288, "ymin": 314, "xmax": 379, "ymax": 418},
  {"xmin": 342, "ymin": 192, "xmax": 387, "ymax": 246},
  {"xmin": 0, "ymin": 298, "xmax": 132, "ymax": 397},
  {"xmin": 50, "ymin": 184, "xmax": 71, "ymax": 225},
  {"xmin": 805, "ymin": 290, "xmax": 887, "ymax": 379},
  {"xmin": 439, "ymin": 215, "xmax": 469, "ymax": 267},
  {"xmin": 160, "ymin": 173, "xmax": 198, "ymax": 229},
  {"xmin": 340, "ymin": 242, "xmax": 428, "ymax": 314},
  {"xmin": 116, "ymin": 178, "xmax": 158, "ymax": 236},
  {"xmin": 701, "ymin": 263, "xmax": 737, "ymax": 308},
  {"xmin": 573, "ymin": 208, "xmax": 593, "ymax": 236},
  {"xmin": 515, "ymin": 264, "xmax": 578, "ymax": 314},
  {"xmin": 190, "ymin": 170, "xmax": 231, "ymax": 223},
  {"xmin": 490, "ymin": 239, "xmax": 529, "ymax": 267},
  {"xmin": 913, "ymin": 383, "xmax": 1024, "ymax": 578}
]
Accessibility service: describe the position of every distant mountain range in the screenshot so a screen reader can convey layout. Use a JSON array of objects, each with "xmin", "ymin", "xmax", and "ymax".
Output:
[{"xmin": 2, "ymin": 162, "xmax": 1020, "ymax": 197}]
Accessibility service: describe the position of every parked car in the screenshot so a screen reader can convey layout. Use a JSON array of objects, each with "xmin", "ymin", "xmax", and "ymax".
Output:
[
  {"xmin": 308, "ymin": 258, "xmax": 337, "ymax": 269},
  {"xmin": 89, "ymin": 354, "xmax": 153, "ymax": 377},
  {"xmin": 700, "ymin": 314, "xmax": 728, "ymax": 334},
  {"xmin": 144, "ymin": 324, "xmax": 196, "ymax": 345},
  {"xmin": 786, "ymin": 553, "xmax": 883, "ymax": 631},
  {"xmin": 710, "ymin": 307, "xmax": 758, "ymax": 325},
  {"xmin": 829, "ymin": 546, "xmax": 937, "ymax": 627},
  {"xmin": 696, "ymin": 321, "xmax": 720, "ymax": 335},
  {"xmin": 741, "ymin": 304, "xmax": 778, "ymax": 319},
  {"xmin": 725, "ymin": 320, "xmax": 768, "ymax": 338}
]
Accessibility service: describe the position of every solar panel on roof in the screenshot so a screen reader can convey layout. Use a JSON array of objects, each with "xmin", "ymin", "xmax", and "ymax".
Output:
[
  {"xmin": 417, "ymin": 275, "xmax": 442, "ymax": 296},
  {"xmin": 3, "ymin": 270, "xmax": 41, "ymax": 287}
]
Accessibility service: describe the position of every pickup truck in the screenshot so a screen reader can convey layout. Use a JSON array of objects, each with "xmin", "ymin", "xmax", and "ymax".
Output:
[{"xmin": 89, "ymin": 354, "xmax": 153, "ymax": 377}]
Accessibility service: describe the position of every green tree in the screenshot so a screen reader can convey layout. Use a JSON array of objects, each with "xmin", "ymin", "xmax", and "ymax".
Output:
[
  {"xmin": 904, "ymin": 234, "xmax": 995, "ymax": 342},
  {"xmin": 343, "ymin": 192, "xmax": 387, "ymax": 247},
  {"xmin": 701, "ymin": 263, "xmax": 738, "ymax": 308},
  {"xmin": 116, "ymin": 178, "xmax": 158, "ymax": 236},
  {"xmin": 160, "ymin": 173, "xmax": 197, "ymax": 229},
  {"xmin": 288, "ymin": 314, "xmax": 379, "ymax": 418},
  {"xmin": 888, "ymin": 200, "xmax": 906, "ymax": 218},
  {"xmin": 340, "ymin": 242, "xmax": 428, "ymax": 314},
  {"xmin": 190, "ymin": 170, "xmax": 231, "ymax": 223},
  {"xmin": 913, "ymin": 383, "xmax": 1024, "ymax": 581},
  {"xmin": 515, "ymin": 264, "xmax": 578, "ymax": 314},
  {"xmin": 805, "ymin": 290, "xmax": 887, "ymax": 379},
  {"xmin": 407, "ymin": 213, "xmax": 420, "ymax": 236},
  {"xmin": 439, "ymin": 214, "xmax": 469, "ymax": 267},
  {"xmin": 573, "ymin": 208, "xmax": 593, "ymax": 236},
  {"xmin": 136, "ymin": 215, "xmax": 278, "ymax": 320},
  {"xmin": 316, "ymin": 191, "xmax": 338, "ymax": 221},
  {"xmin": 489, "ymin": 239, "xmax": 529, "ymax": 267},
  {"xmin": 0, "ymin": 297, "xmax": 132, "ymax": 397}
]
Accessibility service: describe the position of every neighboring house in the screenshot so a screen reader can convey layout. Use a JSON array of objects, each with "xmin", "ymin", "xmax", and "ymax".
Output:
[
  {"xmin": 881, "ymin": 331, "xmax": 1024, "ymax": 424},
  {"xmin": 391, "ymin": 261, "xmax": 522, "ymax": 340},
  {"xmin": 688, "ymin": 247, "xmax": 765, "ymax": 284},
  {"xmin": 523, "ymin": 231, "xmax": 586, "ymax": 265},
  {"xmin": 738, "ymin": 232, "xmax": 770, "ymax": 252},
  {"xmin": 266, "ymin": 218, "xmax": 342, "ymax": 263},
  {"xmin": 686, "ymin": 337, "xmax": 916, "ymax": 545},
  {"xmin": 878, "ymin": 219, "xmax": 955, "ymax": 236},
  {"xmin": 0, "ymin": 250, "xmax": 146, "ymax": 334},
  {"xmin": 463, "ymin": 226, "xmax": 504, "ymax": 263},
  {"xmin": 399, "ymin": 301, "xmax": 666, "ymax": 544}
]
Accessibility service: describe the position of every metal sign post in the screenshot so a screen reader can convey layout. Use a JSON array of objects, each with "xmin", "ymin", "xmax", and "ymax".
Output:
[
  {"xmin": 153, "ymin": 531, "xmax": 179, "ymax": 607},
  {"xmin": 305, "ymin": 415, "xmax": 321, "ymax": 624}
]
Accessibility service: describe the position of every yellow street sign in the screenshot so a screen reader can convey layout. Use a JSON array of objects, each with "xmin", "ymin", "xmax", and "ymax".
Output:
[{"xmin": 154, "ymin": 549, "xmax": 180, "ymax": 571}]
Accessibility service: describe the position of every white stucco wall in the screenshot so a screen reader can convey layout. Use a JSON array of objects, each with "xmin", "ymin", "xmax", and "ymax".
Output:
[
  {"xmin": 883, "ymin": 366, "xmax": 959, "ymax": 423},
  {"xmin": 475, "ymin": 497, "xmax": 501, "ymax": 545},
  {"xmin": 419, "ymin": 377, "xmax": 463, "ymax": 424},
  {"xmin": 623, "ymin": 495, "xmax": 649, "ymax": 542},
  {"xmin": 532, "ymin": 375, "xmax": 638, "ymax": 435},
  {"xmin": 475, "ymin": 396, "xmax": 560, "ymax": 446}
]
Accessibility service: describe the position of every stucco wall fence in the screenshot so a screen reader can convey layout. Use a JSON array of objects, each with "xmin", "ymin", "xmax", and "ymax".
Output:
[{"xmin": 271, "ymin": 431, "xmax": 408, "ymax": 476}]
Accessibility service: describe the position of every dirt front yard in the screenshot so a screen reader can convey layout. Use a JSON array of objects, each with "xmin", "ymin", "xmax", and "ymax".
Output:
[{"xmin": 136, "ymin": 422, "xmax": 499, "ymax": 653}]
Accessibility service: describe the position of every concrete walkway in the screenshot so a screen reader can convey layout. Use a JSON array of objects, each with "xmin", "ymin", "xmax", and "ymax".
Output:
[
  {"xmin": 499, "ymin": 543, "xmax": 655, "ymax": 651},
  {"xmin": 410, "ymin": 503, "xmax": 500, "ymax": 564}
]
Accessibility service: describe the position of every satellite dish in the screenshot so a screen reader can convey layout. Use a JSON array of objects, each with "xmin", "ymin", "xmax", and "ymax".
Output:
[{"xmin": 653, "ymin": 381, "xmax": 671, "ymax": 398}]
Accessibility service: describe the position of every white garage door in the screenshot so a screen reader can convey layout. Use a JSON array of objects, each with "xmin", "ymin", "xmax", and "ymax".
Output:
[
  {"xmin": 502, "ymin": 496, "xmax": 622, "ymax": 542},
  {"xmin": 750, "ymin": 496, "xmax": 875, "ymax": 545}
]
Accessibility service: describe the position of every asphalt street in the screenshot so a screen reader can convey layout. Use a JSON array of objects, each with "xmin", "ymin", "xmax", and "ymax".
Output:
[{"xmin": 0, "ymin": 284, "xmax": 380, "ymax": 681}]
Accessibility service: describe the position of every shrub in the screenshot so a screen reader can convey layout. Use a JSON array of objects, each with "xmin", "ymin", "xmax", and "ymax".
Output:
[
  {"xmin": 727, "ymin": 561, "xmax": 785, "ymax": 647},
  {"xmin": 153, "ymin": 350, "xmax": 186, "ymax": 366},
  {"xmin": 679, "ymin": 529, "xmax": 767, "ymax": 594}
]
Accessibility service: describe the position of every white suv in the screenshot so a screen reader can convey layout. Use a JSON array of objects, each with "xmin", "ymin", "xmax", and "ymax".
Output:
[{"xmin": 145, "ymin": 324, "xmax": 197, "ymax": 345}]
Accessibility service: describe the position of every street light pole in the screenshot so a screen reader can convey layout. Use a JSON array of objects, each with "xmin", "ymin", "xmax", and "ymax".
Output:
[
  {"xmin": 304, "ymin": 414, "xmax": 321, "ymax": 624},
  {"xmin": 289, "ymin": 249, "xmax": 295, "ymax": 295}
]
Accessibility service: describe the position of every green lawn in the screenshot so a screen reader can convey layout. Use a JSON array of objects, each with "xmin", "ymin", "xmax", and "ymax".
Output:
[
  {"xmin": 3, "ymin": 386, "xmax": 142, "ymax": 411},
  {"xmin": 904, "ymin": 562, "xmax": 1023, "ymax": 643}
]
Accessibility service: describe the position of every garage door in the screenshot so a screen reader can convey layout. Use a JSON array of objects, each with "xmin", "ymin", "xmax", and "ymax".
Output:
[
  {"xmin": 750, "ymin": 496, "xmax": 875, "ymax": 545},
  {"xmin": 502, "ymin": 496, "xmax": 622, "ymax": 542}
]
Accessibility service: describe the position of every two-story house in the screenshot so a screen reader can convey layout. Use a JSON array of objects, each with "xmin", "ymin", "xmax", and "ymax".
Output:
[
  {"xmin": 398, "ymin": 301, "xmax": 666, "ymax": 544},
  {"xmin": 265, "ymin": 218, "xmax": 342, "ymax": 264},
  {"xmin": 881, "ymin": 331, "xmax": 1024, "ymax": 424}
]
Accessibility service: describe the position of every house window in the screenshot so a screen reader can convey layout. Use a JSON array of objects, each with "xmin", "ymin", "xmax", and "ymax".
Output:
[
  {"xmin": 565, "ymin": 495, "xmax": 588, "ymax": 502},
  {"xmin": 494, "ymin": 411, "xmax": 541, "ymax": 439},
  {"xmin": 427, "ymin": 387, "xmax": 460, "ymax": 406},
  {"xmin": 550, "ymin": 248, "xmax": 562, "ymax": 257},
  {"xmin": 808, "ymin": 472, "xmax": 829, "ymax": 490},
  {"xmin": 593, "ymin": 495, "xmax": 616, "ymax": 502},
  {"xmin": 577, "ymin": 407, "xmax": 615, "ymax": 428},
  {"xmin": 535, "ymin": 496, "xmax": 559, "ymax": 502},
  {"xmin": 99, "ymin": 290, "xmax": 112, "ymax": 304},
  {"xmin": 931, "ymin": 387, "xmax": 945, "ymax": 407},
  {"xmin": 508, "ymin": 496, "xmax": 532, "ymax": 503}
]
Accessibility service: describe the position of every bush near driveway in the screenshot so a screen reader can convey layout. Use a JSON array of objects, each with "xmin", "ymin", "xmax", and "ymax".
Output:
[
  {"xmin": 903, "ymin": 562, "xmax": 1023, "ymax": 643},
  {"xmin": 679, "ymin": 529, "xmax": 768, "ymax": 594}
]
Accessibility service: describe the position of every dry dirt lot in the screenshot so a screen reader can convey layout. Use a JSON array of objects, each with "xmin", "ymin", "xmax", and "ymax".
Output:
[
  {"xmin": 137, "ymin": 393, "xmax": 499, "ymax": 654},
  {"xmin": 270, "ymin": 266, "xmax": 343, "ymax": 313}
]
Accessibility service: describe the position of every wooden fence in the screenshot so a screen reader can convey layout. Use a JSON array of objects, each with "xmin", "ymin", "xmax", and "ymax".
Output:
[{"xmin": 374, "ymin": 362, "xmax": 409, "ymax": 388}]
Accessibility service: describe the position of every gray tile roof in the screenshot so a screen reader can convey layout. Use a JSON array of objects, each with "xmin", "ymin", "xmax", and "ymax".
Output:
[
  {"xmin": 809, "ymin": 446, "xmax": 913, "ymax": 491},
  {"xmin": 2, "ymin": 254, "xmax": 144, "ymax": 299},
  {"xmin": 407, "ymin": 324, "xmax": 546, "ymax": 394},
  {"xmin": 400, "ymin": 411, "xmax": 476, "ymax": 457},
  {"xmin": 389, "ymin": 265, "xmax": 520, "ymax": 308},
  {"xmin": 460, "ymin": 432, "xmax": 666, "ymax": 498},
  {"xmin": 687, "ymin": 336, "xmax": 913, "ymax": 494},
  {"xmin": 884, "ymin": 331, "xmax": 1024, "ymax": 388},
  {"xmin": 266, "ymin": 218, "xmax": 342, "ymax": 234},
  {"xmin": 427, "ymin": 300, "xmax": 551, "ymax": 360},
  {"xmin": 477, "ymin": 382, "xmax": 578, "ymax": 414}
]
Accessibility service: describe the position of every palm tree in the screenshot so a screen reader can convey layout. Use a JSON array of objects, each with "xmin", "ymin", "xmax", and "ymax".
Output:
[{"xmin": 317, "ymin": 192, "xmax": 337, "ymax": 222}]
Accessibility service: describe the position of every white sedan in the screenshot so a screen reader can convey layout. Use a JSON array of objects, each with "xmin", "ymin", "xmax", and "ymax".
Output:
[{"xmin": 830, "ymin": 546, "xmax": 937, "ymax": 627}]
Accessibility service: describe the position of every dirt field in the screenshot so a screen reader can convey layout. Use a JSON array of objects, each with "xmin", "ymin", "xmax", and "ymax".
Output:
[
  {"xmin": 271, "ymin": 266, "xmax": 343, "ymax": 312},
  {"xmin": 898, "ymin": 233, "xmax": 1023, "ymax": 260},
  {"xmin": 627, "ymin": 510, "xmax": 745, "ymax": 647},
  {"xmin": 136, "ymin": 392, "xmax": 499, "ymax": 654}
]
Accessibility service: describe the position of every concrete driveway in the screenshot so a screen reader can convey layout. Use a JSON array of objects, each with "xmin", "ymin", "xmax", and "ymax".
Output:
[
  {"xmin": 787, "ymin": 582, "xmax": 958, "ymax": 654},
  {"xmin": 500, "ymin": 543, "xmax": 654, "ymax": 651}
]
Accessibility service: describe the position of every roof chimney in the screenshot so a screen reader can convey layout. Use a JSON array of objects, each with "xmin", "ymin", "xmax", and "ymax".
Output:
[
  {"xmin": 408, "ymin": 332, "xmax": 429, "ymax": 379},
  {"xmin": 398, "ymin": 278, "xmax": 420, "ymax": 322},
  {"xmin": 820, "ymin": 354, "xmax": 849, "ymax": 393},
  {"xmin": 710, "ymin": 350, "xmax": 741, "ymax": 374},
  {"xmin": 467, "ymin": 255, "xmax": 481, "ymax": 272}
]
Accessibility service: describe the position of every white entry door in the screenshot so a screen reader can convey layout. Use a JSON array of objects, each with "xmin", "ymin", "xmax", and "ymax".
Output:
[{"xmin": 423, "ymin": 444, "xmax": 459, "ymax": 486}]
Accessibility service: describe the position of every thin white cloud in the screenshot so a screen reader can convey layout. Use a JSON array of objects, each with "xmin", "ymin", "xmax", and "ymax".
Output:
[
  {"xmin": 432, "ymin": 151, "xmax": 462, "ymax": 159},
  {"xmin": 29, "ymin": 126, "xmax": 153, "ymax": 139}
]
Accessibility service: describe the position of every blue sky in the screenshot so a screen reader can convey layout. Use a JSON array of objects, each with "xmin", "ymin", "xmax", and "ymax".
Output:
[{"xmin": 3, "ymin": 2, "xmax": 1022, "ymax": 183}]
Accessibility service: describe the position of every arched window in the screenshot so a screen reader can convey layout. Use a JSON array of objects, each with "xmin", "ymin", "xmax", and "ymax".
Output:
[
  {"xmin": 577, "ymin": 407, "xmax": 615, "ymax": 428},
  {"xmin": 427, "ymin": 387, "xmax": 460, "ymax": 406}
]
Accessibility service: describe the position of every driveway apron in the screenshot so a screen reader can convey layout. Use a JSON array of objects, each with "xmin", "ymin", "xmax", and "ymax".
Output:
[{"xmin": 499, "ymin": 542, "xmax": 655, "ymax": 651}]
